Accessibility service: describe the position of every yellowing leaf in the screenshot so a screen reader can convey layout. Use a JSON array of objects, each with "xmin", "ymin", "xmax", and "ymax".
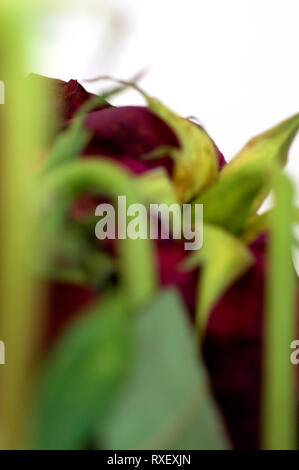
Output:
[
  {"xmin": 143, "ymin": 94, "xmax": 218, "ymax": 202},
  {"xmin": 182, "ymin": 224, "xmax": 253, "ymax": 333},
  {"xmin": 80, "ymin": 80, "xmax": 219, "ymax": 203},
  {"xmin": 221, "ymin": 113, "xmax": 299, "ymax": 213},
  {"xmin": 241, "ymin": 212, "xmax": 270, "ymax": 244}
]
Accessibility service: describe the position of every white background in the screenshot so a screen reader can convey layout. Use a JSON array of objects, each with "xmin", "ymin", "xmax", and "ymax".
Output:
[{"xmin": 34, "ymin": 0, "xmax": 299, "ymax": 193}]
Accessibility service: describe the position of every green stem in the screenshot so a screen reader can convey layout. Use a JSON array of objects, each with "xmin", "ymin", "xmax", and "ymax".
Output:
[
  {"xmin": 0, "ymin": 3, "xmax": 48, "ymax": 449},
  {"xmin": 262, "ymin": 170, "xmax": 297, "ymax": 449},
  {"xmin": 40, "ymin": 159, "xmax": 157, "ymax": 312}
]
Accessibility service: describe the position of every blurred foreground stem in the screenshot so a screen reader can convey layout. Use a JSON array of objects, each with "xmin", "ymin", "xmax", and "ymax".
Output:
[
  {"xmin": 262, "ymin": 170, "xmax": 297, "ymax": 449},
  {"xmin": 0, "ymin": 3, "xmax": 47, "ymax": 449}
]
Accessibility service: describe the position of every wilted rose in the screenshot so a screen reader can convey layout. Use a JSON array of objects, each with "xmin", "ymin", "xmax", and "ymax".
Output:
[{"xmin": 36, "ymin": 76, "xmax": 298, "ymax": 450}]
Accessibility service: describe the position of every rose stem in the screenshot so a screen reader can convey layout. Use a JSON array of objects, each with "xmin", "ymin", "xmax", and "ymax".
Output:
[
  {"xmin": 0, "ymin": 2, "xmax": 48, "ymax": 449},
  {"xmin": 262, "ymin": 169, "xmax": 297, "ymax": 449}
]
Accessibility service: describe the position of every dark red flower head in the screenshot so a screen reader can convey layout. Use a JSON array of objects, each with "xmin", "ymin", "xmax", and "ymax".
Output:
[
  {"xmin": 83, "ymin": 105, "xmax": 226, "ymax": 174},
  {"xmin": 41, "ymin": 76, "xmax": 288, "ymax": 450}
]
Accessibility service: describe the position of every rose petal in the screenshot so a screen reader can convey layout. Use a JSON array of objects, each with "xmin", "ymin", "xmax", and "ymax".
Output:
[
  {"xmin": 157, "ymin": 238, "xmax": 198, "ymax": 314},
  {"xmin": 27, "ymin": 74, "xmax": 107, "ymax": 123},
  {"xmin": 83, "ymin": 106, "xmax": 178, "ymax": 175}
]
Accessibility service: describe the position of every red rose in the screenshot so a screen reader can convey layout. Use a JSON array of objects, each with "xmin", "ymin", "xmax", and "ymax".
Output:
[
  {"xmin": 38, "ymin": 75, "xmax": 298, "ymax": 450},
  {"xmin": 36, "ymin": 74, "xmax": 225, "ymax": 341}
]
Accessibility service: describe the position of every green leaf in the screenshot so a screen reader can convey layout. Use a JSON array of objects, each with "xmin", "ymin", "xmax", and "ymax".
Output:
[
  {"xmin": 221, "ymin": 113, "xmax": 299, "ymax": 213},
  {"xmin": 136, "ymin": 168, "xmax": 179, "ymax": 206},
  {"xmin": 98, "ymin": 290, "xmax": 229, "ymax": 450},
  {"xmin": 193, "ymin": 167, "xmax": 265, "ymax": 234},
  {"xmin": 183, "ymin": 225, "xmax": 253, "ymax": 333},
  {"xmin": 34, "ymin": 294, "xmax": 131, "ymax": 450}
]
